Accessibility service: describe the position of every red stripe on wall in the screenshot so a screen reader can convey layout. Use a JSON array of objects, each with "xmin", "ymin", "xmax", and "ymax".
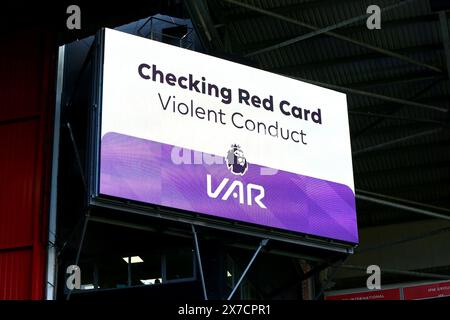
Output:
[{"xmin": 325, "ymin": 288, "xmax": 402, "ymax": 300}]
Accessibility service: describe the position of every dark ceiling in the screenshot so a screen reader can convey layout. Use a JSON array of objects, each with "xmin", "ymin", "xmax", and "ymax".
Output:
[
  {"xmin": 185, "ymin": 0, "xmax": 450, "ymax": 228},
  {"xmin": 1, "ymin": 1, "xmax": 187, "ymax": 43}
]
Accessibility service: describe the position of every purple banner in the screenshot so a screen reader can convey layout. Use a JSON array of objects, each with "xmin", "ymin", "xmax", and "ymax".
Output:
[{"xmin": 100, "ymin": 132, "xmax": 358, "ymax": 243}]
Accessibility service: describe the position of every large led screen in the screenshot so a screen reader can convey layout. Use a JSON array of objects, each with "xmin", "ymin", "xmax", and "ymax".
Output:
[{"xmin": 97, "ymin": 28, "xmax": 358, "ymax": 243}]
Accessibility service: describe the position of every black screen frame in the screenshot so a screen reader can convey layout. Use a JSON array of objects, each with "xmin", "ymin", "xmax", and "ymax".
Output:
[{"xmin": 87, "ymin": 28, "xmax": 358, "ymax": 254}]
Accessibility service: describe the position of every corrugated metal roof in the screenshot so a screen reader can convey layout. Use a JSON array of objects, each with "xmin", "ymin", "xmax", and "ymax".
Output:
[{"xmin": 196, "ymin": 0, "xmax": 450, "ymax": 227}]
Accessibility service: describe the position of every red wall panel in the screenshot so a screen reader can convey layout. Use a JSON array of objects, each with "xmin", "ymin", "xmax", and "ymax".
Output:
[
  {"xmin": 0, "ymin": 28, "xmax": 55, "ymax": 300},
  {"xmin": 0, "ymin": 250, "xmax": 32, "ymax": 300},
  {"xmin": 0, "ymin": 121, "xmax": 39, "ymax": 249}
]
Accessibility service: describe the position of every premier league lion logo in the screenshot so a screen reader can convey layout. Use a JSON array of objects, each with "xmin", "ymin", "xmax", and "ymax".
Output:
[{"xmin": 226, "ymin": 144, "xmax": 248, "ymax": 176}]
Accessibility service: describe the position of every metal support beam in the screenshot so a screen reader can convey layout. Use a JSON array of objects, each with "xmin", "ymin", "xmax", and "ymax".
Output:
[
  {"xmin": 61, "ymin": 118, "xmax": 93, "ymax": 299},
  {"xmin": 314, "ymin": 258, "xmax": 348, "ymax": 300},
  {"xmin": 66, "ymin": 122, "xmax": 88, "ymax": 191},
  {"xmin": 227, "ymin": 239, "xmax": 268, "ymax": 300},
  {"xmin": 222, "ymin": 0, "xmax": 442, "ymax": 73},
  {"xmin": 349, "ymin": 110, "xmax": 448, "ymax": 127},
  {"xmin": 439, "ymin": 11, "xmax": 450, "ymax": 80},
  {"xmin": 224, "ymin": 0, "xmax": 357, "ymax": 22},
  {"xmin": 341, "ymin": 264, "xmax": 450, "ymax": 280},
  {"xmin": 46, "ymin": 45, "xmax": 64, "ymax": 300},
  {"xmin": 56, "ymin": 216, "xmax": 85, "ymax": 260},
  {"xmin": 351, "ymin": 74, "xmax": 442, "ymax": 90},
  {"xmin": 185, "ymin": 0, "xmax": 224, "ymax": 52},
  {"xmin": 245, "ymin": 0, "xmax": 419, "ymax": 57},
  {"xmin": 352, "ymin": 128, "xmax": 442, "ymax": 156},
  {"xmin": 66, "ymin": 209, "xmax": 90, "ymax": 300},
  {"xmin": 352, "ymin": 78, "xmax": 444, "ymax": 138},
  {"xmin": 248, "ymin": 32, "xmax": 440, "ymax": 60},
  {"xmin": 357, "ymin": 189, "xmax": 450, "ymax": 213},
  {"xmin": 292, "ymin": 76, "xmax": 447, "ymax": 112},
  {"xmin": 355, "ymin": 190, "xmax": 450, "ymax": 221},
  {"xmin": 191, "ymin": 225, "xmax": 208, "ymax": 300}
]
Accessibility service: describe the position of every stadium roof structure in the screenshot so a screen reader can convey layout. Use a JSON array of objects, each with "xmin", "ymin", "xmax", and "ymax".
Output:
[{"xmin": 185, "ymin": 0, "xmax": 450, "ymax": 228}]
